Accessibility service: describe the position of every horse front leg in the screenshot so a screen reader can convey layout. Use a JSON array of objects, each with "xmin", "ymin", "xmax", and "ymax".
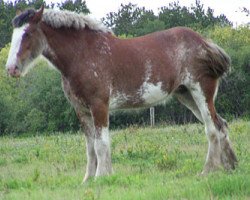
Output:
[
  {"xmin": 90, "ymin": 100, "xmax": 112, "ymax": 177},
  {"xmin": 61, "ymin": 77, "xmax": 100, "ymax": 182},
  {"xmin": 83, "ymin": 132, "xmax": 97, "ymax": 182},
  {"xmin": 77, "ymin": 113, "xmax": 97, "ymax": 183},
  {"xmin": 94, "ymin": 127, "xmax": 112, "ymax": 177}
]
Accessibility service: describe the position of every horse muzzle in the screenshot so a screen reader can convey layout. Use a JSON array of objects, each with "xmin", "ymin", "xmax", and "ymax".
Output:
[{"xmin": 7, "ymin": 65, "xmax": 21, "ymax": 78}]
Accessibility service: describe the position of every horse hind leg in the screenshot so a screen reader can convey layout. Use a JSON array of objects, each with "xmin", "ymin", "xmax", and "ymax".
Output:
[
  {"xmin": 175, "ymin": 85, "xmax": 220, "ymax": 172},
  {"xmin": 174, "ymin": 85, "xmax": 203, "ymax": 123},
  {"xmin": 216, "ymin": 114, "xmax": 237, "ymax": 170},
  {"xmin": 175, "ymin": 84, "xmax": 237, "ymax": 172},
  {"xmin": 188, "ymin": 80, "xmax": 237, "ymax": 174}
]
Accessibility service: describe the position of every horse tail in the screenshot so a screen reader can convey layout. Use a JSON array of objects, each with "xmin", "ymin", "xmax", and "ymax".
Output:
[{"xmin": 197, "ymin": 40, "xmax": 231, "ymax": 79}]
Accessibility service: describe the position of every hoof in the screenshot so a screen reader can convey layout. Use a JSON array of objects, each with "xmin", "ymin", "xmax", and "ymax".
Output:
[
  {"xmin": 82, "ymin": 173, "xmax": 95, "ymax": 184},
  {"xmin": 221, "ymin": 149, "xmax": 238, "ymax": 171},
  {"xmin": 202, "ymin": 161, "xmax": 223, "ymax": 175},
  {"xmin": 220, "ymin": 140, "xmax": 238, "ymax": 171},
  {"xmin": 199, "ymin": 171, "xmax": 207, "ymax": 177}
]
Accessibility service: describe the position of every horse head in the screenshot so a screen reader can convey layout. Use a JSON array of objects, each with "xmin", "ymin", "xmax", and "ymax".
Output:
[{"xmin": 6, "ymin": 5, "xmax": 45, "ymax": 77}]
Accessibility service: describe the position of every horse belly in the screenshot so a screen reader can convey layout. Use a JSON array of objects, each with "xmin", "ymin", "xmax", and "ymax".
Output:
[
  {"xmin": 139, "ymin": 81, "xmax": 170, "ymax": 106},
  {"xmin": 109, "ymin": 81, "xmax": 170, "ymax": 110}
]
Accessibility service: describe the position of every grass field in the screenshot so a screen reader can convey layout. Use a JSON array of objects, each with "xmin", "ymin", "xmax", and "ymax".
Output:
[{"xmin": 0, "ymin": 120, "xmax": 249, "ymax": 200}]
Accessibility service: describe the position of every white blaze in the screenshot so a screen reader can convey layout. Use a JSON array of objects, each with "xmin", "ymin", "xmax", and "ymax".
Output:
[{"xmin": 6, "ymin": 24, "xmax": 28, "ymax": 68}]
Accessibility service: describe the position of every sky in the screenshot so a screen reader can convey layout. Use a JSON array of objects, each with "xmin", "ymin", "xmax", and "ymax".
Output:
[{"xmin": 42, "ymin": 0, "xmax": 249, "ymax": 26}]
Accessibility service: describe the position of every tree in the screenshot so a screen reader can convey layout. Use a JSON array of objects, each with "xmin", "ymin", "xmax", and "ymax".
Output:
[
  {"xmin": 159, "ymin": 1, "xmax": 195, "ymax": 28},
  {"xmin": 103, "ymin": 3, "xmax": 142, "ymax": 36},
  {"xmin": 209, "ymin": 26, "xmax": 250, "ymax": 118},
  {"xmin": 58, "ymin": 0, "xmax": 90, "ymax": 14},
  {"xmin": 159, "ymin": 0, "xmax": 231, "ymax": 30},
  {"xmin": 0, "ymin": 45, "xmax": 79, "ymax": 134},
  {"xmin": 103, "ymin": 3, "xmax": 165, "ymax": 37},
  {"xmin": 132, "ymin": 9, "xmax": 165, "ymax": 36},
  {"xmin": 134, "ymin": 19, "xmax": 165, "ymax": 36},
  {"xmin": 0, "ymin": 0, "xmax": 15, "ymax": 49},
  {"xmin": 103, "ymin": 1, "xmax": 231, "ymax": 37}
]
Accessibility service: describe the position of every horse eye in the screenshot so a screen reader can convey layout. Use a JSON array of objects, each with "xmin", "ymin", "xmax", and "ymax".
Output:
[{"xmin": 23, "ymin": 32, "xmax": 31, "ymax": 38}]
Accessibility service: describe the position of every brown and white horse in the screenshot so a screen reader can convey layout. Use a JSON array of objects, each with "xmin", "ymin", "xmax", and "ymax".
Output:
[{"xmin": 6, "ymin": 6, "xmax": 237, "ymax": 182}]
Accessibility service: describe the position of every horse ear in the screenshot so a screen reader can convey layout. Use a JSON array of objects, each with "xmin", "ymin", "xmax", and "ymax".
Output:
[{"xmin": 31, "ymin": 4, "xmax": 44, "ymax": 23}]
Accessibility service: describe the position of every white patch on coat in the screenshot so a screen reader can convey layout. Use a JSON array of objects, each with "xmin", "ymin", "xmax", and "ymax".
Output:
[
  {"xmin": 176, "ymin": 43, "xmax": 187, "ymax": 60},
  {"xmin": 182, "ymin": 69, "xmax": 194, "ymax": 87},
  {"xmin": 6, "ymin": 24, "xmax": 29, "ymax": 69},
  {"xmin": 94, "ymin": 71, "xmax": 98, "ymax": 77},
  {"xmin": 140, "ymin": 82, "xmax": 169, "ymax": 105},
  {"xmin": 94, "ymin": 127, "xmax": 112, "ymax": 176},
  {"xmin": 144, "ymin": 60, "xmax": 152, "ymax": 82},
  {"xmin": 109, "ymin": 92, "xmax": 131, "ymax": 110},
  {"xmin": 98, "ymin": 36, "xmax": 112, "ymax": 55},
  {"xmin": 182, "ymin": 70, "xmax": 218, "ymax": 132},
  {"xmin": 83, "ymin": 135, "xmax": 96, "ymax": 182},
  {"xmin": 213, "ymin": 81, "xmax": 219, "ymax": 102},
  {"xmin": 190, "ymin": 82, "xmax": 222, "ymax": 168},
  {"xmin": 190, "ymin": 82, "xmax": 216, "ymax": 134},
  {"xmin": 138, "ymin": 60, "xmax": 169, "ymax": 105},
  {"xmin": 173, "ymin": 42, "xmax": 194, "ymax": 70},
  {"xmin": 99, "ymin": 127, "xmax": 110, "ymax": 145}
]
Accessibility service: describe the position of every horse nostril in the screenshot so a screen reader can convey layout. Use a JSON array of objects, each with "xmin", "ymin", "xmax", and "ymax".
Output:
[
  {"xmin": 7, "ymin": 65, "xmax": 17, "ymax": 71},
  {"xmin": 7, "ymin": 67, "xmax": 12, "ymax": 73},
  {"xmin": 7, "ymin": 65, "xmax": 21, "ymax": 77}
]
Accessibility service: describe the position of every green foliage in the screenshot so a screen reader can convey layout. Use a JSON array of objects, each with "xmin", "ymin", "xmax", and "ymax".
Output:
[
  {"xmin": 0, "ymin": 121, "xmax": 249, "ymax": 199},
  {"xmin": 103, "ymin": 3, "xmax": 143, "ymax": 36},
  {"xmin": 103, "ymin": 1, "xmax": 231, "ymax": 37},
  {"xmin": 57, "ymin": 0, "xmax": 90, "ymax": 14},
  {"xmin": 209, "ymin": 26, "xmax": 250, "ymax": 118},
  {"xmin": 134, "ymin": 19, "xmax": 165, "ymax": 36},
  {"xmin": 0, "ymin": 46, "xmax": 79, "ymax": 135},
  {"xmin": 156, "ymin": 152, "xmax": 178, "ymax": 170},
  {"xmin": 24, "ymin": 108, "xmax": 46, "ymax": 133}
]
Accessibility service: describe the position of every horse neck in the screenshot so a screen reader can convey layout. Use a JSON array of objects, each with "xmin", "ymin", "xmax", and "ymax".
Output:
[{"xmin": 40, "ymin": 22, "xmax": 105, "ymax": 76}]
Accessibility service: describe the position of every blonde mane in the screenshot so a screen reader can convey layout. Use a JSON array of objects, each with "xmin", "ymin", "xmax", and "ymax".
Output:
[{"xmin": 42, "ymin": 9, "xmax": 111, "ymax": 33}]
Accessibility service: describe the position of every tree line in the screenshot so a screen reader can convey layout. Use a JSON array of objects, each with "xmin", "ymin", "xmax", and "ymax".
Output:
[{"xmin": 0, "ymin": 0, "xmax": 249, "ymax": 134}]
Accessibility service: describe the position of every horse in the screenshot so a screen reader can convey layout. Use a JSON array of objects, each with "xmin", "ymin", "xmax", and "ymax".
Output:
[{"xmin": 6, "ymin": 6, "xmax": 237, "ymax": 182}]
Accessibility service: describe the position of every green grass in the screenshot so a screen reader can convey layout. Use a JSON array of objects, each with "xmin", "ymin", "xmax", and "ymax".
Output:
[{"xmin": 0, "ymin": 120, "xmax": 249, "ymax": 200}]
